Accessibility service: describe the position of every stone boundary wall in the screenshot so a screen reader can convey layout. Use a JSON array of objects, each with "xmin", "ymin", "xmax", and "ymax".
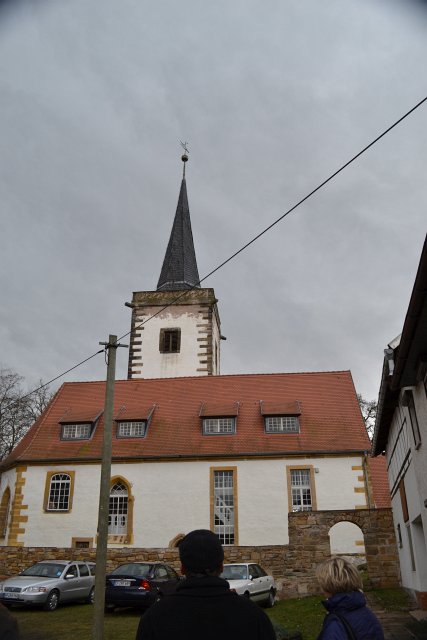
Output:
[{"xmin": 0, "ymin": 509, "xmax": 400, "ymax": 599}]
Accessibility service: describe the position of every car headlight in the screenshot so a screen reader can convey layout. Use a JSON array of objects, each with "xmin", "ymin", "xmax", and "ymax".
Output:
[{"xmin": 23, "ymin": 586, "xmax": 48, "ymax": 593}]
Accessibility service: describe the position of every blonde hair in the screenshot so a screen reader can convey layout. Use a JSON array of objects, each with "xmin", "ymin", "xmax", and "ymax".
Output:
[{"xmin": 316, "ymin": 557, "xmax": 363, "ymax": 595}]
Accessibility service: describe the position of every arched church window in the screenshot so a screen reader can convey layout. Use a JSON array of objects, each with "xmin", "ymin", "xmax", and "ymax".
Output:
[
  {"xmin": 47, "ymin": 473, "xmax": 72, "ymax": 511},
  {"xmin": 0, "ymin": 487, "xmax": 11, "ymax": 538},
  {"xmin": 108, "ymin": 481, "xmax": 128, "ymax": 535}
]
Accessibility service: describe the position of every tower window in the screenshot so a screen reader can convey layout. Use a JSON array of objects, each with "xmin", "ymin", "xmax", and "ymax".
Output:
[{"xmin": 159, "ymin": 328, "xmax": 181, "ymax": 353}]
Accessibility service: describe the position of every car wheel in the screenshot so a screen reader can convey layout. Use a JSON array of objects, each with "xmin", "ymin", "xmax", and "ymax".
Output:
[
  {"xmin": 86, "ymin": 587, "xmax": 95, "ymax": 604},
  {"xmin": 43, "ymin": 590, "xmax": 60, "ymax": 612},
  {"xmin": 243, "ymin": 591, "xmax": 250, "ymax": 599},
  {"xmin": 265, "ymin": 589, "xmax": 275, "ymax": 608}
]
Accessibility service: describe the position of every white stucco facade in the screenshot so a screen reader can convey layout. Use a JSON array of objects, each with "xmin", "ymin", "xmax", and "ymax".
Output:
[
  {"xmin": 0, "ymin": 454, "xmax": 368, "ymax": 551},
  {"xmin": 385, "ymin": 382, "xmax": 427, "ymax": 598}
]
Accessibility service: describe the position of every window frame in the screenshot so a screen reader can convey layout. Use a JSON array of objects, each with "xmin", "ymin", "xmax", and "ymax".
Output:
[
  {"xmin": 159, "ymin": 328, "xmax": 181, "ymax": 354},
  {"xmin": 203, "ymin": 417, "xmax": 236, "ymax": 435},
  {"xmin": 264, "ymin": 415, "xmax": 300, "ymax": 434},
  {"xmin": 286, "ymin": 465, "xmax": 317, "ymax": 512},
  {"xmin": 60, "ymin": 422, "xmax": 93, "ymax": 441},
  {"xmin": 402, "ymin": 390, "xmax": 421, "ymax": 449},
  {"xmin": 107, "ymin": 476, "xmax": 134, "ymax": 544},
  {"xmin": 43, "ymin": 471, "xmax": 75, "ymax": 513},
  {"xmin": 210, "ymin": 466, "xmax": 238, "ymax": 546},
  {"xmin": 116, "ymin": 420, "xmax": 147, "ymax": 438}
]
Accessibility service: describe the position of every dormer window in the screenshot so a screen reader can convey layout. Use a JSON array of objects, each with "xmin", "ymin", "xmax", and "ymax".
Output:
[
  {"xmin": 265, "ymin": 416, "xmax": 300, "ymax": 433},
  {"xmin": 203, "ymin": 418, "xmax": 236, "ymax": 435},
  {"xmin": 160, "ymin": 328, "xmax": 181, "ymax": 353},
  {"xmin": 117, "ymin": 421, "xmax": 147, "ymax": 438},
  {"xmin": 61, "ymin": 423, "xmax": 92, "ymax": 440}
]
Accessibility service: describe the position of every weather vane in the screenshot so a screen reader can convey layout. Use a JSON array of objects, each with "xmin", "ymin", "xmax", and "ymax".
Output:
[{"xmin": 179, "ymin": 140, "xmax": 189, "ymax": 177}]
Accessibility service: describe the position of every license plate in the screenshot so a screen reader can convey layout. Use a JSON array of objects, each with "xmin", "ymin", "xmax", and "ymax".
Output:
[
  {"xmin": 4, "ymin": 592, "xmax": 19, "ymax": 599},
  {"xmin": 113, "ymin": 580, "xmax": 131, "ymax": 587}
]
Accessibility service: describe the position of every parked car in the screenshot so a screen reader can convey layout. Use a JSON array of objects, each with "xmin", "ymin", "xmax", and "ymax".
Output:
[
  {"xmin": 0, "ymin": 560, "xmax": 95, "ymax": 611},
  {"xmin": 105, "ymin": 562, "xmax": 180, "ymax": 611},
  {"xmin": 220, "ymin": 563, "xmax": 276, "ymax": 607}
]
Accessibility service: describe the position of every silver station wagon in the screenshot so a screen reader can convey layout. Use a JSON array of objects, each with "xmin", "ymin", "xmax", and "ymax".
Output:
[
  {"xmin": 221, "ymin": 563, "xmax": 276, "ymax": 607},
  {"xmin": 0, "ymin": 560, "xmax": 95, "ymax": 611}
]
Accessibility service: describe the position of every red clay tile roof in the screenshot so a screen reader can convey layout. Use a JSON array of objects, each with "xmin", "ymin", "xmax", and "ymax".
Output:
[
  {"xmin": 3, "ymin": 371, "xmax": 371, "ymax": 466},
  {"xmin": 368, "ymin": 455, "xmax": 391, "ymax": 508}
]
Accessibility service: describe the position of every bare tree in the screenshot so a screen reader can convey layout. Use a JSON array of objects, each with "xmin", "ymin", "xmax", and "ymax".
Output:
[
  {"xmin": 0, "ymin": 367, "xmax": 53, "ymax": 461},
  {"xmin": 357, "ymin": 393, "xmax": 377, "ymax": 441}
]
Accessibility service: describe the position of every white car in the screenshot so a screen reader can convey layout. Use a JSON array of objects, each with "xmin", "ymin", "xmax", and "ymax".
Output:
[
  {"xmin": 0, "ymin": 560, "xmax": 95, "ymax": 611},
  {"xmin": 221, "ymin": 563, "xmax": 276, "ymax": 607}
]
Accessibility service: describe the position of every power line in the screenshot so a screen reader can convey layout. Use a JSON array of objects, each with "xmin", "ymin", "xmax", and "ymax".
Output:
[
  {"xmin": 117, "ymin": 93, "xmax": 427, "ymax": 342},
  {"xmin": 6, "ymin": 93, "xmax": 427, "ymax": 408}
]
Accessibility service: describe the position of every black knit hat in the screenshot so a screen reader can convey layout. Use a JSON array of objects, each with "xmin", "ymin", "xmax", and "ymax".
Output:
[{"xmin": 179, "ymin": 529, "xmax": 224, "ymax": 573}]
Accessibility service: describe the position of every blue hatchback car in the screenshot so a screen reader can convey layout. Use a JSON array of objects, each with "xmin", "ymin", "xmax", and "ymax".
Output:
[{"xmin": 105, "ymin": 562, "xmax": 180, "ymax": 611}]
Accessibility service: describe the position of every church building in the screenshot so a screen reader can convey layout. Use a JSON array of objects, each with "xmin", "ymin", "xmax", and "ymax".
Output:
[{"xmin": 0, "ymin": 154, "xmax": 388, "ymax": 554}]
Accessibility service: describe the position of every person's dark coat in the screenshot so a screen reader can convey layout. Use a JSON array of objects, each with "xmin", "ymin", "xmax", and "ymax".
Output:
[
  {"xmin": 317, "ymin": 591, "xmax": 384, "ymax": 640},
  {"xmin": 0, "ymin": 603, "xmax": 20, "ymax": 640},
  {"xmin": 135, "ymin": 575, "xmax": 276, "ymax": 640}
]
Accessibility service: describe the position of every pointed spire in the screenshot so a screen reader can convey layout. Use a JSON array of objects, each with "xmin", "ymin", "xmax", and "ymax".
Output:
[{"xmin": 157, "ymin": 152, "xmax": 200, "ymax": 291}]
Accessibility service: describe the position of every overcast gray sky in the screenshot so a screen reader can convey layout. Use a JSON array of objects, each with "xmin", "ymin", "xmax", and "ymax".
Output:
[{"xmin": 1, "ymin": 0, "xmax": 426, "ymax": 403}]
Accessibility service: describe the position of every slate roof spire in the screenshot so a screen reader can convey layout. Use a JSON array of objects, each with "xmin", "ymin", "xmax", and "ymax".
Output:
[{"xmin": 157, "ymin": 151, "xmax": 201, "ymax": 291}]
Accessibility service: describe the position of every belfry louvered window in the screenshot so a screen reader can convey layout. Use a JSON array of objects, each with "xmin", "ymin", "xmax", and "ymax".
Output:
[
  {"xmin": 159, "ymin": 328, "xmax": 181, "ymax": 353},
  {"xmin": 108, "ymin": 482, "xmax": 128, "ymax": 535},
  {"xmin": 213, "ymin": 470, "xmax": 235, "ymax": 545},
  {"xmin": 48, "ymin": 473, "xmax": 71, "ymax": 511}
]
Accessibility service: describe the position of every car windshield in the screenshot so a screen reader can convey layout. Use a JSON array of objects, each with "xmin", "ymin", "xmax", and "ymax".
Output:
[
  {"xmin": 110, "ymin": 564, "xmax": 152, "ymax": 577},
  {"xmin": 221, "ymin": 565, "xmax": 248, "ymax": 580},
  {"xmin": 21, "ymin": 563, "xmax": 65, "ymax": 578}
]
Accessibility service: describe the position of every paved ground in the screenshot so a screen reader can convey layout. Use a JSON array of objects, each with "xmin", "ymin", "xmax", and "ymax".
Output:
[{"xmin": 365, "ymin": 594, "xmax": 427, "ymax": 640}]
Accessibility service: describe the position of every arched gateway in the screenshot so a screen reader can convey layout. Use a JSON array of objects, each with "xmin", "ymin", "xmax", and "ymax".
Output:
[{"xmin": 283, "ymin": 508, "xmax": 400, "ymax": 597}]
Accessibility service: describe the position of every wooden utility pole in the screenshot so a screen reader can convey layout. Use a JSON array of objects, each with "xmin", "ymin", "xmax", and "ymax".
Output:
[{"xmin": 93, "ymin": 335, "xmax": 127, "ymax": 640}]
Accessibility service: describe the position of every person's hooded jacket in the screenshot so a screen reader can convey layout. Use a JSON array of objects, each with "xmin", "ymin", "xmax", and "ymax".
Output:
[
  {"xmin": 317, "ymin": 591, "xmax": 384, "ymax": 640},
  {"xmin": 135, "ymin": 575, "xmax": 276, "ymax": 640}
]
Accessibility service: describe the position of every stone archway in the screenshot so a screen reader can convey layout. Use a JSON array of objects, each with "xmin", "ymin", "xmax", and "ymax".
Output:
[{"xmin": 283, "ymin": 508, "xmax": 400, "ymax": 597}]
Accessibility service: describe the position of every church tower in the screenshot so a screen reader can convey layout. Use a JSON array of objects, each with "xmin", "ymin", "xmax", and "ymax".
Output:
[{"xmin": 127, "ymin": 153, "xmax": 222, "ymax": 379}]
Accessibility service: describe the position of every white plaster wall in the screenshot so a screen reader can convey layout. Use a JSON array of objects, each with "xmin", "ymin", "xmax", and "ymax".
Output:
[
  {"xmin": 21, "ymin": 465, "xmax": 101, "ymax": 547},
  {"xmin": 133, "ymin": 305, "xmax": 204, "ymax": 379},
  {"xmin": 16, "ymin": 455, "xmax": 366, "ymax": 549},
  {"xmin": 412, "ymin": 383, "xmax": 427, "ymax": 547},
  {"xmin": 314, "ymin": 456, "xmax": 366, "ymax": 510}
]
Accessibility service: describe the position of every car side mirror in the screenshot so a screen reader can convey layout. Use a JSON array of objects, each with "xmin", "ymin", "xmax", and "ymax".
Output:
[{"xmin": 249, "ymin": 574, "xmax": 254, "ymax": 581}]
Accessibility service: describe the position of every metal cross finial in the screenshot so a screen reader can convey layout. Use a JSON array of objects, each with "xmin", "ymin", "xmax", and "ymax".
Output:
[
  {"xmin": 179, "ymin": 140, "xmax": 189, "ymax": 155},
  {"xmin": 179, "ymin": 140, "xmax": 189, "ymax": 177}
]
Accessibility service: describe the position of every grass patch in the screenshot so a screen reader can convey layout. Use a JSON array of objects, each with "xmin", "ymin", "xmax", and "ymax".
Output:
[
  {"xmin": 10, "ymin": 603, "xmax": 141, "ymax": 640},
  {"xmin": 367, "ymin": 587, "xmax": 414, "ymax": 612},
  {"xmin": 267, "ymin": 595, "xmax": 325, "ymax": 640},
  {"xmin": 9, "ymin": 587, "xmax": 415, "ymax": 640}
]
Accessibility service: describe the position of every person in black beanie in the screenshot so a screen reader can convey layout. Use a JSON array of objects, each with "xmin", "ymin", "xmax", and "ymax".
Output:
[{"xmin": 135, "ymin": 529, "xmax": 276, "ymax": 640}]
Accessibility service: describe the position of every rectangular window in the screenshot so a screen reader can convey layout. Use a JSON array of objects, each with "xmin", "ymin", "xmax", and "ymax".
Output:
[
  {"xmin": 117, "ymin": 421, "xmax": 146, "ymax": 438},
  {"xmin": 212, "ymin": 469, "xmax": 236, "ymax": 545},
  {"xmin": 265, "ymin": 416, "xmax": 299, "ymax": 433},
  {"xmin": 290, "ymin": 469, "xmax": 312, "ymax": 512},
  {"xmin": 399, "ymin": 479, "xmax": 409, "ymax": 523},
  {"xmin": 404, "ymin": 391, "xmax": 421, "ymax": 449},
  {"xmin": 61, "ymin": 423, "xmax": 91, "ymax": 440},
  {"xmin": 203, "ymin": 418, "xmax": 235, "ymax": 435},
  {"xmin": 159, "ymin": 328, "xmax": 181, "ymax": 353}
]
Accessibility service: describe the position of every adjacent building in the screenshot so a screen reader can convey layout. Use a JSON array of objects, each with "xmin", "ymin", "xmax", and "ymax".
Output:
[{"xmin": 372, "ymin": 234, "xmax": 427, "ymax": 609}]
